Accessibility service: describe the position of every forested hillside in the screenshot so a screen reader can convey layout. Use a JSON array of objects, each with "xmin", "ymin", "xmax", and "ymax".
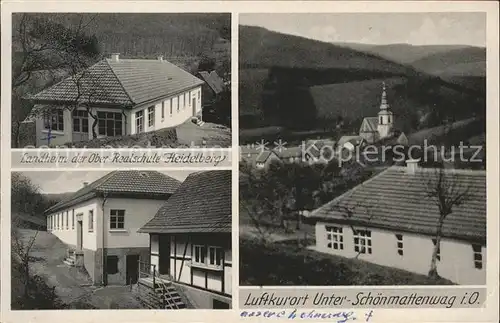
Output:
[{"xmin": 238, "ymin": 25, "xmax": 485, "ymax": 143}]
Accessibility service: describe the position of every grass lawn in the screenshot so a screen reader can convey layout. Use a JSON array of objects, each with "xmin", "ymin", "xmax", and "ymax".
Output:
[{"xmin": 240, "ymin": 237, "xmax": 454, "ymax": 286}]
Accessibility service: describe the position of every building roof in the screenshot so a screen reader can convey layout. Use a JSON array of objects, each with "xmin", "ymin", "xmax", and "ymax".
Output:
[
  {"xmin": 45, "ymin": 171, "xmax": 182, "ymax": 215},
  {"xmin": 139, "ymin": 171, "xmax": 231, "ymax": 234},
  {"xmin": 29, "ymin": 57, "xmax": 204, "ymax": 107},
  {"xmin": 309, "ymin": 166, "xmax": 486, "ymax": 243},
  {"xmin": 197, "ymin": 70, "xmax": 225, "ymax": 94},
  {"xmin": 338, "ymin": 135, "xmax": 363, "ymax": 148},
  {"xmin": 360, "ymin": 117, "xmax": 379, "ymax": 133}
]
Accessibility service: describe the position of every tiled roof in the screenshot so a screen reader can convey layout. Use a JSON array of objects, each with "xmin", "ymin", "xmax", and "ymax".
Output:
[
  {"xmin": 310, "ymin": 166, "xmax": 486, "ymax": 243},
  {"xmin": 360, "ymin": 117, "xmax": 379, "ymax": 133},
  {"xmin": 45, "ymin": 171, "xmax": 182, "ymax": 215},
  {"xmin": 30, "ymin": 58, "xmax": 204, "ymax": 107},
  {"xmin": 197, "ymin": 70, "xmax": 225, "ymax": 94},
  {"xmin": 139, "ymin": 171, "xmax": 231, "ymax": 233},
  {"xmin": 30, "ymin": 60, "xmax": 133, "ymax": 106},
  {"xmin": 108, "ymin": 58, "xmax": 204, "ymax": 104}
]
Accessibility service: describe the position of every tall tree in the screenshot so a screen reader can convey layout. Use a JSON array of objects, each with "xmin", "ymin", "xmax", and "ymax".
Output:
[
  {"xmin": 424, "ymin": 165, "xmax": 470, "ymax": 278},
  {"xmin": 12, "ymin": 13, "xmax": 100, "ymax": 147}
]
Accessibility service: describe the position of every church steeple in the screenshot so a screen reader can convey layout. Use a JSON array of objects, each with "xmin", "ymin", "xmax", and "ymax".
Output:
[
  {"xmin": 380, "ymin": 82, "xmax": 389, "ymax": 110},
  {"xmin": 377, "ymin": 81, "xmax": 394, "ymax": 139}
]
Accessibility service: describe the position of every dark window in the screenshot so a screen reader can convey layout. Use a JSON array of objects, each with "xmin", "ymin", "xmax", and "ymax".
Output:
[
  {"xmin": 88, "ymin": 210, "xmax": 94, "ymax": 232},
  {"xmin": 136, "ymin": 110, "xmax": 144, "ymax": 133},
  {"xmin": 326, "ymin": 226, "xmax": 344, "ymax": 250},
  {"xmin": 72, "ymin": 110, "xmax": 89, "ymax": 133},
  {"xmin": 396, "ymin": 234, "xmax": 403, "ymax": 256},
  {"xmin": 110, "ymin": 209, "xmax": 125, "ymax": 229},
  {"xmin": 72, "ymin": 210, "xmax": 75, "ymax": 229},
  {"xmin": 432, "ymin": 239, "xmax": 441, "ymax": 261},
  {"xmin": 161, "ymin": 101, "xmax": 165, "ymax": 119},
  {"xmin": 107, "ymin": 256, "xmax": 119, "ymax": 275},
  {"xmin": 354, "ymin": 229, "xmax": 372, "ymax": 254},
  {"xmin": 472, "ymin": 244, "xmax": 483, "ymax": 269},
  {"xmin": 97, "ymin": 111, "xmax": 122, "ymax": 137},
  {"xmin": 148, "ymin": 106, "xmax": 155, "ymax": 127},
  {"xmin": 194, "ymin": 245, "xmax": 207, "ymax": 264},
  {"xmin": 43, "ymin": 109, "xmax": 64, "ymax": 131}
]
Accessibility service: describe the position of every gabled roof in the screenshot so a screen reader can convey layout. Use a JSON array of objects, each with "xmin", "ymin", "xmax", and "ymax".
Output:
[
  {"xmin": 255, "ymin": 150, "xmax": 280, "ymax": 163},
  {"xmin": 45, "ymin": 171, "xmax": 182, "ymax": 215},
  {"xmin": 310, "ymin": 166, "xmax": 486, "ymax": 243},
  {"xmin": 197, "ymin": 70, "xmax": 225, "ymax": 94},
  {"xmin": 29, "ymin": 58, "xmax": 204, "ymax": 107},
  {"xmin": 139, "ymin": 171, "xmax": 231, "ymax": 234},
  {"xmin": 360, "ymin": 117, "xmax": 379, "ymax": 133}
]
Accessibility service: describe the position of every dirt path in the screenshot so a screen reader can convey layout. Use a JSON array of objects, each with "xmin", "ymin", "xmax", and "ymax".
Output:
[{"xmin": 20, "ymin": 229, "xmax": 143, "ymax": 309}]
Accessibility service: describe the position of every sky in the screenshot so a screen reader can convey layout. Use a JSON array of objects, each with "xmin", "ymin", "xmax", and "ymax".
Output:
[
  {"xmin": 239, "ymin": 12, "xmax": 486, "ymax": 47},
  {"xmin": 20, "ymin": 170, "xmax": 193, "ymax": 194}
]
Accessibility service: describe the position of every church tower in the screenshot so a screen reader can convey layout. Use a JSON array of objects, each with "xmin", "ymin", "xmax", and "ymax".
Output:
[{"xmin": 377, "ymin": 82, "xmax": 394, "ymax": 139}]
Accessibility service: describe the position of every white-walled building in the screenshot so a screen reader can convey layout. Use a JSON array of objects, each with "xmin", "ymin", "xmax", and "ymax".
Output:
[
  {"xmin": 309, "ymin": 161, "xmax": 486, "ymax": 285},
  {"xmin": 138, "ymin": 170, "xmax": 232, "ymax": 309},
  {"xmin": 27, "ymin": 54, "xmax": 204, "ymax": 147},
  {"xmin": 45, "ymin": 171, "xmax": 181, "ymax": 285}
]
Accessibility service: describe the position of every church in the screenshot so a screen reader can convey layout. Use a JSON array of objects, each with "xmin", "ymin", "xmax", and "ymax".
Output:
[{"xmin": 359, "ymin": 82, "xmax": 395, "ymax": 144}]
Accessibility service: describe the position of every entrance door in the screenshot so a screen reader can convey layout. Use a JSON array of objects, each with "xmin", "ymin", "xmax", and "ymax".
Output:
[
  {"xmin": 76, "ymin": 220, "xmax": 83, "ymax": 250},
  {"xmin": 192, "ymin": 98, "xmax": 197, "ymax": 116},
  {"xmin": 126, "ymin": 255, "xmax": 140, "ymax": 285},
  {"xmin": 158, "ymin": 235, "xmax": 170, "ymax": 275}
]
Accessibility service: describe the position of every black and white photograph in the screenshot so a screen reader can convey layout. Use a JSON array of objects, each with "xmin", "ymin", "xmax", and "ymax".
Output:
[
  {"xmin": 238, "ymin": 13, "xmax": 487, "ymax": 286},
  {"xmin": 12, "ymin": 13, "xmax": 231, "ymax": 148},
  {"xmin": 11, "ymin": 170, "xmax": 232, "ymax": 309}
]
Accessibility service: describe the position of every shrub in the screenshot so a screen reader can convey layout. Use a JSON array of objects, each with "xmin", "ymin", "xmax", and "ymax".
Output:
[{"xmin": 239, "ymin": 237, "xmax": 454, "ymax": 286}]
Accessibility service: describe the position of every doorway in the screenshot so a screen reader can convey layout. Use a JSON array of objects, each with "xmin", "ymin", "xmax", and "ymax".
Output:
[
  {"xmin": 192, "ymin": 98, "xmax": 197, "ymax": 116},
  {"xmin": 76, "ymin": 220, "xmax": 83, "ymax": 250},
  {"xmin": 126, "ymin": 255, "xmax": 140, "ymax": 285},
  {"xmin": 158, "ymin": 235, "xmax": 170, "ymax": 275}
]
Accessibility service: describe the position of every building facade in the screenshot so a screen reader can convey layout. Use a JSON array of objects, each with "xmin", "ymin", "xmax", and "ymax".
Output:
[
  {"xmin": 309, "ymin": 161, "xmax": 486, "ymax": 285},
  {"xmin": 46, "ymin": 171, "xmax": 181, "ymax": 285},
  {"xmin": 139, "ymin": 170, "xmax": 232, "ymax": 309},
  {"xmin": 27, "ymin": 54, "xmax": 204, "ymax": 147}
]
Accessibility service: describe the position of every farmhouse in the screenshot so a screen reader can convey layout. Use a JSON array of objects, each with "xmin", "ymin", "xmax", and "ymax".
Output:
[
  {"xmin": 359, "ymin": 82, "xmax": 395, "ymax": 143},
  {"xmin": 27, "ymin": 53, "xmax": 204, "ymax": 147},
  {"xmin": 309, "ymin": 160, "xmax": 486, "ymax": 285},
  {"xmin": 196, "ymin": 70, "xmax": 225, "ymax": 107},
  {"xmin": 138, "ymin": 170, "xmax": 232, "ymax": 309},
  {"xmin": 45, "ymin": 170, "xmax": 181, "ymax": 285}
]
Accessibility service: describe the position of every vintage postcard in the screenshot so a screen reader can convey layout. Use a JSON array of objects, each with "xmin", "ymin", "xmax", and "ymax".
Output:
[{"xmin": 1, "ymin": 1, "xmax": 499, "ymax": 323}]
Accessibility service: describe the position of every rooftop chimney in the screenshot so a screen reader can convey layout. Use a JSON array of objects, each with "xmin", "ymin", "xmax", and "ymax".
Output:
[
  {"xmin": 157, "ymin": 55, "xmax": 164, "ymax": 61},
  {"xmin": 406, "ymin": 159, "xmax": 420, "ymax": 174},
  {"xmin": 83, "ymin": 182, "xmax": 89, "ymax": 187},
  {"xmin": 110, "ymin": 53, "xmax": 120, "ymax": 62}
]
